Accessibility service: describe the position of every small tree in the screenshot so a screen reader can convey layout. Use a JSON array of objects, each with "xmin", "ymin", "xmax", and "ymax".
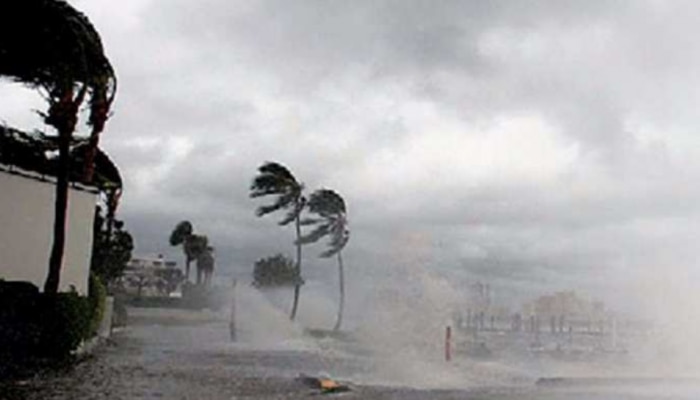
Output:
[
  {"xmin": 90, "ymin": 207, "xmax": 134, "ymax": 287},
  {"xmin": 252, "ymin": 254, "xmax": 302, "ymax": 288},
  {"xmin": 154, "ymin": 268, "xmax": 184, "ymax": 296}
]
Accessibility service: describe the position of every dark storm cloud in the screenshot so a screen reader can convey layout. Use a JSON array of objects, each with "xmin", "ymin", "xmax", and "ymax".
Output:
[{"xmin": 5, "ymin": 0, "xmax": 700, "ymax": 311}]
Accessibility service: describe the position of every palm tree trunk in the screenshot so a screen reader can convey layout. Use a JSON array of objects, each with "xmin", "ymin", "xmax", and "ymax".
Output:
[
  {"xmin": 43, "ymin": 86, "xmax": 86, "ymax": 294},
  {"xmin": 43, "ymin": 132, "xmax": 71, "ymax": 294},
  {"xmin": 333, "ymin": 251, "xmax": 345, "ymax": 331},
  {"xmin": 290, "ymin": 214, "xmax": 302, "ymax": 320}
]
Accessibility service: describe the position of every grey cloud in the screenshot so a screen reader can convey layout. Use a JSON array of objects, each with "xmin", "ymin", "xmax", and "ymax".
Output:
[{"xmin": 8, "ymin": 0, "xmax": 700, "ymax": 315}]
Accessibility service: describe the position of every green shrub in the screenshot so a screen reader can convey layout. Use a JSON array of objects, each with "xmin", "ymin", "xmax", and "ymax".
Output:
[
  {"xmin": 88, "ymin": 274, "xmax": 107, "ymax": 336},
  {"xmin": 36, "ymin": 292, "xmax": 92, "ymax": 359},
  {"xmin": 0, "ymin": 283, "xmax": 96, "ymax": 363},
  {"xmin": 0, "ymin": 282, "xmax": 42, "ymax": 365}
]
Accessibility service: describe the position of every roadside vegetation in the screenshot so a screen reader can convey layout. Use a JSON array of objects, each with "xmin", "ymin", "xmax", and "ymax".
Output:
[
  {"xmin": 0, "ymin": 0, "xmax": 119, "ymax": 378},
  {"xmin": 251, "ymin": 162, "xmax": 351, "ymax": 330}
]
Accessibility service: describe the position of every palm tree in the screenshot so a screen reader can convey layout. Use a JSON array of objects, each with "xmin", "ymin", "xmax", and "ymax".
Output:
[
  {"xmin": 250, "ymin": 161, "xmax": 306, "ymax": 320},
  {"xmin": 169, "ymin": 221, "xmax": 210, "ymax": 283},
  {"xmin": 0, "ymin": 0, "xmax": 116, "ymax": 294},
  {"xmin": 188, "ymin": 235, "xmax": 209, "ymax": 283},
  {"xmin": 298, "ymin": 189, "xmax": 350, "ymax": 331},
  {"xmin": 169, "ymin": 221, "xmax": 194, "ymax": 281}
]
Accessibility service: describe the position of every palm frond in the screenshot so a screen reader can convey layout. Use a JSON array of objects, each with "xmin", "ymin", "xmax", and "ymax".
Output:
[
  {"xmin": 307, "ymin": 189, "xmax": 346, "ymax": 218},
  {"xmin": 250, "ymin": 161, "xmax": 304, "ymax": 225},
  {"xmin": 299, "ymin": 218, "xmax": 323, "ymax": 226},
  {"xmin": 184, "ymin": 234, "xmax": 208, "ymax": 261},
  {"xmin": 258, "ymin": 161, "xmax": 297, "ymax": 184},
  {"xmin": 301, "ymin": 188, "xmax": 350, "ymax": 258},
  {"xmin": 297, "ymin": 223, "xmax": 331, "ymax": 245},
  {"xmin": 278, "ymin": 206, "xmax": 299, "ymax": 226},
  {"xmin": 321, "ymin": 229, "xmax": 349, "ymax": 258},
  {"xmin": 169, "ymin": 220, "xmax": 192, "ymax": 246},
  {"xmin": 250, "ymin": 174, "xmax": 291, "ymax": 197},
  {"xmin": 255, "ymin": 191, "xmax": 296, "ymax": 217}
]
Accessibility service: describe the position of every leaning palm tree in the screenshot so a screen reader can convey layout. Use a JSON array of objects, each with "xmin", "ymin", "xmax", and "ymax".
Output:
[
  {"xmin": 250, "ymin": 161, "xmax": 306, "ymax": 320},
  {"xmin": 169, "ymin": 221, "xmax": 205, "ymax": 283},
  {"xmin": 0, "ymin": 0, "xmax": 117, "ymax": 294},
  {"xmin": 298, "ymin": 189, "xmax": 350, "ymax": 331}
]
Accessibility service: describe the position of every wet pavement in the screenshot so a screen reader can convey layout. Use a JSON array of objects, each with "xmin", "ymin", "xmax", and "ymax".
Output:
[
  {"xmin": 0, "ymin": 306, "xmax": 522, "ymax": 399},
  {"xmin": 4, "ymin": 305, "xmax": 700, "ymax": 399}
]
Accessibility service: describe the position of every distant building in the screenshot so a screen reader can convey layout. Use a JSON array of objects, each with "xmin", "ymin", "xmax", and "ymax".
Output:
[
  {"xmin": 120, "ymin": 255, "xmax": 183, "ymax": 297},
  {"xmin": 521, "ymin": 290, "xmax": 608, "ymax": 333},
  {"xmin": 126, "ymin": 255, "xmax": 177, "ymax": 270},
  {"xmin": 522, "ymin": 290, "xmax": 605, "ymax": 319}
]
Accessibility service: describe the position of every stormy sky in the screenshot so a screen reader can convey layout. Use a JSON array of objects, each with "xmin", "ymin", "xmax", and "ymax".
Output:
[{"xmin": 4, "ymin": 1, "xmax": 700, "ymax": 316}]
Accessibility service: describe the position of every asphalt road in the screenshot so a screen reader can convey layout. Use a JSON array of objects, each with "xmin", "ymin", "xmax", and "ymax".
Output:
[{"xmin": 3, "ymin": 305, "xmax": 700, "ymax": 399}]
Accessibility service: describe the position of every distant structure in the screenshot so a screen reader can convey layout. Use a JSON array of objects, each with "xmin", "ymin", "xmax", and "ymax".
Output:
[
  {"xmin": 119, "ymin": 255, "xmax": 183, "ymax": 297},
  {"xmin": 521, "ymin": 291, "xmax": 607, "ymax": 334},
  {"xmin": 462, "ymin": 282, "xmax": 509, "ymax": 331}
]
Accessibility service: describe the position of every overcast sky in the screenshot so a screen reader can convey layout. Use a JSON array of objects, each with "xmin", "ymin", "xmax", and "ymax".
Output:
[{"xmin": 4, "ymin": 0, "xmax": 700, "ymax": 319}]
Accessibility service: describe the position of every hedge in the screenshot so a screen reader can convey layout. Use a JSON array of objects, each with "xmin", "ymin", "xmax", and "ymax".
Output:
[{"xmin": 0, "ymin": 277, "xmax": 107, "ymax": 370}]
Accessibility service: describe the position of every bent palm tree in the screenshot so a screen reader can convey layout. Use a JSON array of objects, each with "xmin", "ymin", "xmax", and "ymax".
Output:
[
  {"xmin": 298, "ymin": 189, "xmax": 350, "ymax": 331},
  {"xmin": 250, "ymin": 162, "xmax": 305, "ymax": 320},
  {"xmin": 0, "ymin": 0, "xmax": 117, "ymax": 294},
  {"xmin": 169, "ymin": 221, "xmax": 202, "ymax": 282}
]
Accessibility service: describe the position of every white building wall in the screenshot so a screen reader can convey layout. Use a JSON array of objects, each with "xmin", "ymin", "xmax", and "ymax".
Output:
[{"xmin": 0, "ymin": 169, "xmax": 97, "ymax": 295}]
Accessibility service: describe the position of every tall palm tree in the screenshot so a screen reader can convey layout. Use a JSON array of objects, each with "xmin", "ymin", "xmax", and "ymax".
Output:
[
  {"xmin": 250, "ymin": 161, "xmax": 306, "ymax": 320},
  {"xmin": 298, "ymin": 189, "xmax": 350, "ymax": 331},
  {"xmin": 187, "ymin": 234, "xmax": 209, "ymax": 283},
  {"xmin": 169, "ymin": 221, "xmax": 210, "ymax": 283},
  {"xmin": 0, "ymin": 0, "xmax": 116, "ymax": 294},
  {"xmin": 169, "ymin": 221, "xmax": 194, "ymax": 281}
]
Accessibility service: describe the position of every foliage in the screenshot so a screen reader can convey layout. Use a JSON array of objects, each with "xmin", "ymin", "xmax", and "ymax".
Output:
[
  {"xmin": 87, "ymin": 274, "xmax": 107, "ymax": 336},
  {"xmin": 250, "ymin": 161, "xmax": 305, "ymax": 225},
  {"xmin": 37, "ymin": 291, "xmax": 92, "ymax": 358},
  {"xmin": 154, "ymin": 268, "xmax": 184, "ymax": 295},
  {"xmin": 169, "ymin": 221, "xmax": 210, "ymax": 282},
  {"xmin": 0, "ymin": 0, "xmax": 117, "ymax": 295},
  {"xmin": 169, "ymin": 220, "xmax": 193, "ymax": 246},
  {"xmin": 298, "ymin": 189, "xmax": 350, "ymax": 258},
  {"xmin": 0, "ymin": 281, "xmax": 94, "ymax": 364},
  {"xmin": 90, "ymin": 207, "xmax": 134, "ymax": 286},
  {"xmin": 0, "ymin": 281, "xmax": 42, "ymax": 366},
  {"xmin": 252, "ymin": 254, "xmax": 303, "ymax": 288},
  {"xmin": 195, "ymin": 246, "xmax": 215, "ymax": 285},
  {"xmin": 0, "ymin": 0, "xmax": 115, "ymax": 95},
  {"xmin": 185, "ymin": 234, "xmax": 209, "ymax": 264},
  {"xmin": 298, "ymin": 189, "xmax": 350, "ymax": 331},
  {"xmin": 250, "ymin": 161, "xmax": 306, "ymax": 320}
]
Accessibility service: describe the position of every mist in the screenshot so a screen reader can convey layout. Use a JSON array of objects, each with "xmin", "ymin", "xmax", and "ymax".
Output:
[{"xmin": 5, "ymin": 0, "xmax": 700, "ymax": 397}]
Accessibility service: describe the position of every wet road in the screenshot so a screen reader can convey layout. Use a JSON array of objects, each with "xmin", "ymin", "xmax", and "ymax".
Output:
[
  {"xmin": 4, "ymin": 305, "xmax": 700, "ymax": 399},
  {"xmin": 0, "ymin": 307, "xmax": 504, "ymax": 399}
]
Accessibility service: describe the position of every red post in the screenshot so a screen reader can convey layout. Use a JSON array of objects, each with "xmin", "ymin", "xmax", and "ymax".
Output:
[{"xmin": 445, "ymin": 325, "xmax": 452, "ymax": 362}]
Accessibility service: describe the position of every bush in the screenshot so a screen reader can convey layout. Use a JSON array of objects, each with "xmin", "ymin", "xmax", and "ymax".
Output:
[
  {"xmin": 36, "ymin": 292, "xmax": 92, "ymax": 358},
  {"xmin": 0, "ymin": 281, "xmax": 43, "ymax": 364},
  {"xmin": 88, "ymin": 274, "xmax": 107, "ymax": 336},
  {"xmin": 0, "ymin": 281, "xmax": 94, "ymax": 363},
  {"xmin": 252, "ymin": 254, "xmax": 303, "ymax": 288}
]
